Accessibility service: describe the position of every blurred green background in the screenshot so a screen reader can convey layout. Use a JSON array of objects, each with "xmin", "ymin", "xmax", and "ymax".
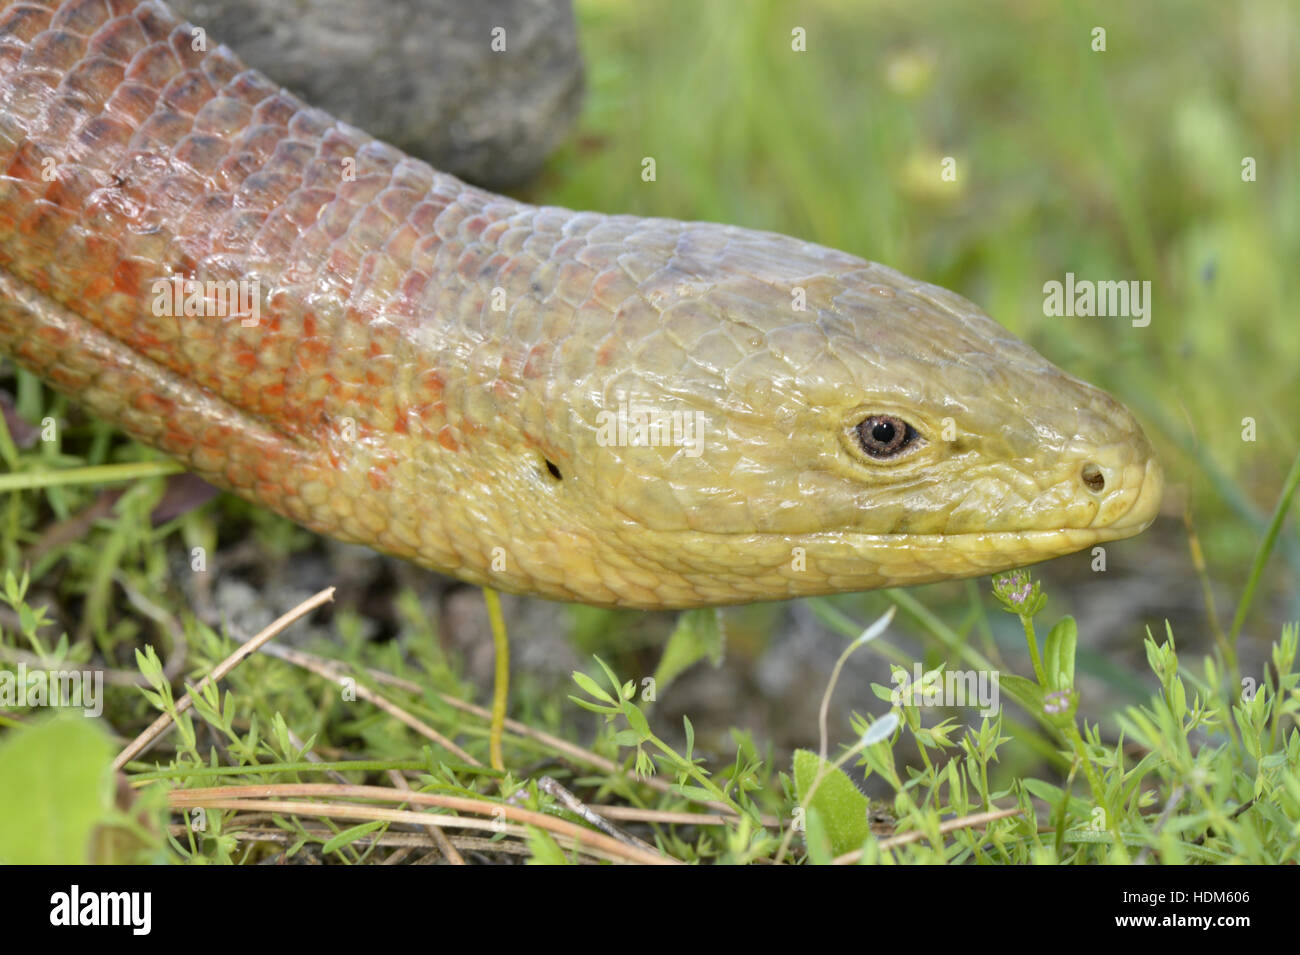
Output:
[{"xmin": 511, "ymin": 0, "xmax": 1300, "ymax": 759}]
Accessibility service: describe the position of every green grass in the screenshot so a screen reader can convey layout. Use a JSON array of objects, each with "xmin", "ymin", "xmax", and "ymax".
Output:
[
  {"xmin": 1, "ymin": 562, "xmax": 1296, "ymax": 863},
  {"xmin": 0, "ymin": 0, "xmax": 1297, "ymax": 863}
]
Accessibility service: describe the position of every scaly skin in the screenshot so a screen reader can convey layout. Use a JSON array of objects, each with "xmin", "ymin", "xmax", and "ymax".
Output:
[{"xmin": 0, "ymin": 0, "xmax": 1162, "ymax": 608}]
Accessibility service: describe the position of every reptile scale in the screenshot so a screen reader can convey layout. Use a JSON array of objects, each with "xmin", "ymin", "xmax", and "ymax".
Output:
[{"xmin": 0, "ymin": 0, "xmax": 1162, "ymax": 608}]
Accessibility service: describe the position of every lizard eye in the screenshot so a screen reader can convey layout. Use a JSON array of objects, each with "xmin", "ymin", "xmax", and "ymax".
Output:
[{"xmin": 856, "ymin": 415, "xmax": 920, "ymax": 459}]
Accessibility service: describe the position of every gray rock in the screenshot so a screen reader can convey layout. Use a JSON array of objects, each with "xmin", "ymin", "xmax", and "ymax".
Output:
[{"xmin": 167, "ymin": 0, "xmax": 583, "ymax": 189}]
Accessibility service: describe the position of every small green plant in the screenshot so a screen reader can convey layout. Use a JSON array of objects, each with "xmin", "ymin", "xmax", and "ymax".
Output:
[
  {"xmin": 2, "ymin": 533, "xmax": 1296, "ymax": 864},
  {"xmin": 769, "ymin": 573, "xmax": 1300, "ymax": 864},
  {"xmin": 569, "ymin": 655, "xmax": 769, "ymax": 830}
]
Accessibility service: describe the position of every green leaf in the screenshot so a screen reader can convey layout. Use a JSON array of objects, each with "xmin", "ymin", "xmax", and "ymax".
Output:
[
  {"xmin": 593, "ymin": 656, "xmax": 624, "ymax": 699},
  {"xmin": 566, "ymin": 695, "xmax": 616, "ymax": 715},
  {"xmin": 1021, "ymin": 778, "xmax": 1090, "ymax": 817},
  {"xmin": 792, "ymin": 749, "xmax": 871, "ymax": 857},
  {"xmin": 1168, "ymin": 676, "xmax": 1188, "ymax": 721},
  {"xmin": 803, "ymin": 808, "xmax": 836, "ymax": 864},
  {"xmin": 0, "ymin": 716, "xmax": 115, "ymax": 864},
  {"xmin": 653, "ymin": 609, "xmax": 725, "ymax": 693},
  {"xmin": 1021, "ymin": 777, "xmax": 1067, "ymax": 806},
  {"xmin": 622, "ymin": 703, "xmax": 651, "ymax": 738},
  {"xmin": 134, "ymin": 645, "xmax": 165, "ymax": 692},
  {"xmin": 672, "ymin": 784, "xmax": 720, "ymax": 804},
  {"xmin": 870, "ymin": 682, "xmax": 897, "ymax": 703},
  {"xmin": 525, "ymin": 826, "xmax": 571, "ymax": 865},
  {"xmin": 571, "ymin": 670, "xmax": 614, "ymax": 705},
  {"xmin": 1043, "ymin": 616, "xmax": 1078, "ymax": 690},
  {"xmin": 321, "ymin": 821, "xmax": 385, "ymax": 854},
  {"xmin": 999, "ymin": 674, "xmax": 1045, "ymax": 712}
]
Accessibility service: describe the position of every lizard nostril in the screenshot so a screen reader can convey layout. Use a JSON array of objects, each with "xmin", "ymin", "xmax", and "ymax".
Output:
[{"xmin": 1081, "ymin": 462, "xmax": 1105, "ymax": 493}]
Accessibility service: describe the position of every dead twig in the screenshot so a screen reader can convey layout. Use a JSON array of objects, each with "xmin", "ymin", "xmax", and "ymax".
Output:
[
  {"xmin": 388, "ymin": 769, "xmax": 465, "ymax": 864},
  {"xmin": 832, "ymin": 805, "xmax": 1023, "ymax": 863},
  {"xmin": 168, "ymin": 782, "xmax": 677, "ymax": 865},
  {"xmin": 538, "ymin": 776, "xmax": 659, "ymax": 854},
  {"xmin": 258, "ymin": 642, "xmax": 477, "ymax": 765}
]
